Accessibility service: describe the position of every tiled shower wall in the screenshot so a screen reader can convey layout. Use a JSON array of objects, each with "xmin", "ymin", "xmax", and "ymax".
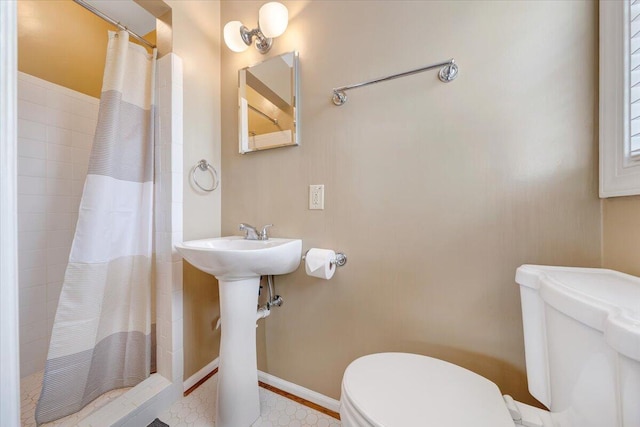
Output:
[{"xmin": 17, "ymin": 72, "xmax": 98, "ymax": 378}]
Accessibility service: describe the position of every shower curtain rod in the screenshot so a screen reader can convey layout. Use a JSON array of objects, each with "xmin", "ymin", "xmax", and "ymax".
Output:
[{"xmin": 73, "ymin": 0, "xmax": 156, "ymax": 49}]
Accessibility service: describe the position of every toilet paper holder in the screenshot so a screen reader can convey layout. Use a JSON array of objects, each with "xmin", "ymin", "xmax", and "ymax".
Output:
[{"xmin": 302, "ymin": 250, "xmax": 348, "ymax": 267}]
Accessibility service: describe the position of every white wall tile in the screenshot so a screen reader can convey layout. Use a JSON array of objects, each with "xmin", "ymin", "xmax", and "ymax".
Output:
[
  {"xmin": 45, "ymin": 195, "xmax": 70, "ymax": 213},
  {"xmin": 171, "ymin": 144, "xmax": 183, "ymax": 173},
  {"xmin": 18, "ymin": 156, "xmax": 47, "ymax": 177},
  {"xmin": 171, "ymin": 260, "xmax": 183, "ymax": 292},
  {"xmin": 171, "ymin": 56, "xmax": 183, "ymax": 88},
  {"xmin": 19, "ymin": 285, "xmax": 46, "ymax": 310},
  {"xmin": 19, "ymin": 301, "xmax": 46, "ymax": 326},
  {"xmin": 46, "ymin": 143, "xmax": 71, "ymax": 162},
  {"xmin": 46, "ymin": 178, "xmax": 72, "ymax": 196},
  {"xmin": 171, "ymin": 289, "xmax": 183, "ymax": 322},
  {"xmin": 18, "ymin": 73, "xmax": 100, "ymax": 377},
  {"xmin": 73, "ymin": 117, "xmax": 97, "ymax": 135},
  {"xmin": 46, "ymin": 90, "xmax": 74, "ymax": 113},
  {"xmin": 171, "ymin": 202, "xmax": 183, "ymax": 232},
  {"xmin": 20, "ymin": 320, "xmax": 47, "ymax": 345},
  {"xmin": 46, "ymin": 126, "xmax": 72, "ymax": 146},
  {"xmin": 18, "ymin": 250, "xmax": 46, "ymax": 271},
  {"xmin": 46, "ymin": 212, "xmax": 75, "ymax": 231},
  {"xmin": 18, "ymin": 118, "xmax": 46, "ymax": 141},
  {"xmin": 18, "ymin": 214, "xmax": 46, "ymax": 232},
  {"xmin": 19, "ymin": 100, "xmax": 48, "ymax": 124},
  {"xmin": 18, "ymin": 79, "xmax": 46, "ymax": 104},
  {"xmin": 18, "ymin": 138, "xmax": 46, "ymax": 160},
  {"xmin": 18, "ymin": 195, "xmax": 46, "ymax": 213},
  {"xmin": 72, "ymin": 98, "xmax": 99, "ymax": 120},
  {"xmin": 19, "ymin": 338, "xmax": 48, "ymax": 378},
  {"xmin": 18, "ymin": 231, "xmax": 46, "ymax": 251},
  {"xmin": 46, "ymin": 107, "xmax": 74, "ymax": 129},
  {"xmin": 18, "ymin": 267, "xmax": 46, "ymax": 289},
  {"xmin": 18, "ymin": 176, "xmax": 46, "ymax": 195},
  {"xmin": 47, "ymin": 160, "xmax": 73, "ymax": 179}
]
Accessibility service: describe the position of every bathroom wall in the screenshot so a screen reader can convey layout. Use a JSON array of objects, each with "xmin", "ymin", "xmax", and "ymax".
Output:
[
  {"xmin": 17, "ymin": 0, "xmax": 113, "ymax": 98},
  {"xmin": 602, "ymin": 196, "xmax": 640, "ymax": 276},
  {"xmin": 220, "ymin": 0, "xmax": 602, "ymax": 405},
  {"xmin": 163, "ymin": 0, "xmax": 224, "ymax": 380},
  {"xmin": 17, "ymin": 0, "xmax": 155, "ymax": 98},
  {"xmin": 17, "ymin": 72, "xmax": 98, "ymax": 377}
]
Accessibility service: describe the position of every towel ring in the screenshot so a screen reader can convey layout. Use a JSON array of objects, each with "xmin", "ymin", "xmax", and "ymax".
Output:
[{"xmin": 191, "ymin": 159, "xmax": 219, "ymax": 192}]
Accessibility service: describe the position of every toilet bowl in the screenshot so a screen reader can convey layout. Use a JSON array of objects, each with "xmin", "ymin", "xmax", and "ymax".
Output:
[
  {"xmin": 340, "ymin": 352, "xmax": 549, "ymax": 427},
  {"xmin": 339, "ymin": 265, "xmax": 640, "ymax": 427}
]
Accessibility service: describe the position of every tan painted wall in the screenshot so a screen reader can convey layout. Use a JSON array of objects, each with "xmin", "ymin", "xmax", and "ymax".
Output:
[
  {"xmin": 164, "ymin": 0, "xmax": 225, "ymax": 379},
  {"xmin": 220, "ymin": 0, "xmax": 602, "ymax": 404},
  {"xmin": 18, "ymin": 0, "xmax": 156, "ymax": 98},
  {"xmin": 602, "ymin": 196, "xmax": 640, "ymax": 276}
]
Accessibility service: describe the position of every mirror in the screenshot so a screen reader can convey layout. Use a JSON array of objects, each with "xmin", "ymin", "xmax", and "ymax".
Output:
[{"xmin": 238, "ymin": 51, "xmax": 299, "ymax": 153}]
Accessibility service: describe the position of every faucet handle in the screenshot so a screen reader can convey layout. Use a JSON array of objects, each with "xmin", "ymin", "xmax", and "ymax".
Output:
[{"xmin": 259, "ymin": 224, "xmax": 273, "ymax": 240}]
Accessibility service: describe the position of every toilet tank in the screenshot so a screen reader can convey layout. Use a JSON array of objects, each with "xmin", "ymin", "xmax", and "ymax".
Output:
[{"xmin": 515, "ymin": 265, "xmax": 640, "ymax": 427}]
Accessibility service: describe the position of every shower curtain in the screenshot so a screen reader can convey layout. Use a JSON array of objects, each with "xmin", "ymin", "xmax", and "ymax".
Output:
[{"xmin": 36, "ymin": 31, "xmax": 156, "ymax": 425}]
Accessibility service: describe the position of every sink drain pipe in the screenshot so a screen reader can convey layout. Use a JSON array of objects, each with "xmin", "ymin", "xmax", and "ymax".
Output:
[
  {"xmin": 257, "ymin": 275, "xmax": 283, "ymax": 320},
  {"xmin": 216, "ymin": 275, "xmax": 282, "ymax": 330}
]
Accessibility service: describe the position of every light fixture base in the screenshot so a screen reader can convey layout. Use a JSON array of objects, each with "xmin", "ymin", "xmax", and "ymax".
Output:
[
  {"xmin": 254, "ymin": 36, "xmax": 273, "ymax": 54},
  {"xmin": 240, "ymin": 25, "xmax": 273, "ymax": 54}
]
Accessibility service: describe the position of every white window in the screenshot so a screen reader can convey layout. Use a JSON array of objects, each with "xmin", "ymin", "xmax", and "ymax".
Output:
[{"xmin": 600, "ymin": 0, "xmax": 640, "ymax": 197}]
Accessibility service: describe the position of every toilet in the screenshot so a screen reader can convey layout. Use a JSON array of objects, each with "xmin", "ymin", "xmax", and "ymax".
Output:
[{"xmin": 340, "ymin": 265, "xmax": 640, "ymax": 427}]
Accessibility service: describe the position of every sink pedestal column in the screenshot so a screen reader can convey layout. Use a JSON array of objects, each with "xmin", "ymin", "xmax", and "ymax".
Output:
[{"xmin": 216, "ymin": 277, "xmax": 261, "ymax": 427}]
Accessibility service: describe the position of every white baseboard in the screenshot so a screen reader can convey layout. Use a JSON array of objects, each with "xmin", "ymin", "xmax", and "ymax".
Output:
[
  {"xmin": 182, "ymin": 358, "xmax": 340, "ymax": 414},
  {"xmin": 183, "ymin": 357, "xmax": 219, "ymax": 392},
  {"xmin": 257, "ymin": 370, "xmax": 341, "ymax": 414}
]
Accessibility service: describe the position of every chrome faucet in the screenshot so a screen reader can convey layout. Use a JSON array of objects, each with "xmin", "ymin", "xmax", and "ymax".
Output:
[{"xmin": 239, "ymin": 223, "xmax": 273, "ymax": 240}]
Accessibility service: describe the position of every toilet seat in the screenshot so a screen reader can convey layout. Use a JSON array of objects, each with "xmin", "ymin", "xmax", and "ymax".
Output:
[{"xmin": 340, "ymin": 353, "xmax": 516, "ymax": 427}]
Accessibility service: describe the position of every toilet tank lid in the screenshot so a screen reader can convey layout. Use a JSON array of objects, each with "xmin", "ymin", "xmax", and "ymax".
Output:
[{"xmin": 516, "ymin": 265, "xmax": 640, "ymax": 361}]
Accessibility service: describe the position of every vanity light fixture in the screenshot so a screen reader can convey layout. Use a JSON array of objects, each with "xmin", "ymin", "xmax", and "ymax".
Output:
[{"xmin": 223, "ymin": 2, "xmax": 288, "ymax": 54}]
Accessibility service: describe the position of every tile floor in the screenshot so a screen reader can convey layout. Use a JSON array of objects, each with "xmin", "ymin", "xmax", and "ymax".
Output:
[
  {"xmin": 21, "ymin": 370, "xmax": 341, "ymax": 427},
  {"xmin": 158, "ymin": 374, "xmax": 341, "ymax": 427},
  {"xmin": 21, "ymin": 371, "xmax": 129, "ymax": 427}
]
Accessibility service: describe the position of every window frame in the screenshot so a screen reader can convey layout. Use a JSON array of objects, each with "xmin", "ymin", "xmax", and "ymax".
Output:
[{"xmin": 600, "ymin": 0, "xmax": 640, "ymax": 198}]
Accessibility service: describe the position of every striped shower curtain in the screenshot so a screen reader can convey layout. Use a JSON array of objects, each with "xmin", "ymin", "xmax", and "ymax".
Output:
[{"xmin": 36, "ymin": 31, "xmax": 156, "ymax": 424}]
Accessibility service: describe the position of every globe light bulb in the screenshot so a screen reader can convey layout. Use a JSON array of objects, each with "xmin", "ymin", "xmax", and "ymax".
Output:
[
  {"xmin": 223, "ymin": 21, "xmax": 249, "ymax": 53},
  {"xmin": 258, "ymin": 2, "xmax": 288, "ymax": 38}
]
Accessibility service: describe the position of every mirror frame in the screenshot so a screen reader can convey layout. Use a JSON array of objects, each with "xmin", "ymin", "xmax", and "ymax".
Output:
[{"xmin": 238, "ymin": 51, "xmax": 300, "ymax": 154}]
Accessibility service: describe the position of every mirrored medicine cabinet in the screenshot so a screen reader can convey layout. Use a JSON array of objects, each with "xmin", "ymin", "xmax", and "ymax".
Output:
[{"xmin": 238, "ymin": 51, "xmax": 299, "ymax": 153}]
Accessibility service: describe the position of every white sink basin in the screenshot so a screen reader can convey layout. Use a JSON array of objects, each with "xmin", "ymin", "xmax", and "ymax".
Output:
[
  {"xmin": 174, "ymin": 234, "xmax": 302, "ymax": 427},
  {"xmin": 175, "ymin": 236, "xmax": 302, "ymax": 280}
]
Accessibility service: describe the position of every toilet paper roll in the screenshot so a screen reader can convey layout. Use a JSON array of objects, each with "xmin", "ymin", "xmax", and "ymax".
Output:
[{"xmin": 305, "ymin": 248, "xmax": 336, "ymax": 280}]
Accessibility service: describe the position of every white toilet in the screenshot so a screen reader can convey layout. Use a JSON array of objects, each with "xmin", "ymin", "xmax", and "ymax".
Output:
[{"xmin": 340, "ymin": 265, "xmax": 640, "ymax": 427}]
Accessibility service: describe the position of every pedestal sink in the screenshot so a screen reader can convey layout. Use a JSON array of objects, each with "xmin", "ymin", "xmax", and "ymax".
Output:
[{"xmin": 175, "ymin": 236, "xmax": 302, "ymax": 427}]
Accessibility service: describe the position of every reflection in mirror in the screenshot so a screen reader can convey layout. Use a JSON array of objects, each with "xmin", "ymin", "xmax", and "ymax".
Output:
[{"xmin": 239, "ymin": 51, "xmax": 299, "ymax": 153}]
